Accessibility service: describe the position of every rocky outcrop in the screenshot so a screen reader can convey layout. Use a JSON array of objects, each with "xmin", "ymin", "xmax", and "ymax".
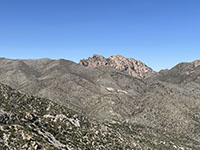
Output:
[
  {"xmin": 80, "ymin": 54, "xmax": 156, "ymax": 78},
  {"xmin": 193, "ymin": 60, "xmax": 200, "ymax": 68}
]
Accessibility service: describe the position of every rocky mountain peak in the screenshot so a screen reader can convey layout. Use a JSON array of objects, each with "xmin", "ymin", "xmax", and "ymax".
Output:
[
  {"xmin": 80, "ymin": 54, "xmax": 109, "ymax": 67},
  {"xmin": 80, "ymin": 54, "xmax": 156, "ymax": 78},
  {"xmin": 193, "ymin": 60, "xmax": 200, "ymax": 68}
]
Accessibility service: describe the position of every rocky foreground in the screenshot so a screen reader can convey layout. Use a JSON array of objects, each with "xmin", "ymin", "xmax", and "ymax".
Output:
[{"xmin": 0, "ymin": 83, "xmax": 199, "ymax": 150}]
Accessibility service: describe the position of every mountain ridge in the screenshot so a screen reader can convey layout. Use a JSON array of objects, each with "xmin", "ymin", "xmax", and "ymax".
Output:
[
  {"xmin": 80, "ymin": 54, "xmax": 156, "ymax": 78},
  {"xmin": 1, "ymin": 55, "xmax": 200, "ymax": 149}
]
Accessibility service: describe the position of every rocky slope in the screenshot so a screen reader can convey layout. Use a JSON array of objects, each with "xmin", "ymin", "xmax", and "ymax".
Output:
[
  {"xmin": 80, "ymin": 54, "xmax": 156, "ymax": 78},
  {"xmin": 155, "ymin": 60, "xmax": 200, "ymax": 84},
  {"xmin": 0, "ymin": 83, "xmax": 199, "ymax": 150},
  {"xmin": 1, "ymin": 56, "xmax": 200, "ymax": 149},
  {"xmin": 0, "ymin": 83, "xmax": 135, "ymax": 149},
  {"xmin": 0, "ymin": 57, "xmax": 147, "ymax": 121}
]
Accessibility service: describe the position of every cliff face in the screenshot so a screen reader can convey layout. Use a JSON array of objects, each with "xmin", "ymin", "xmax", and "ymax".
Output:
[{"xmin": 80, "ymin": 54, "xmax": 156, "ymax": 78}]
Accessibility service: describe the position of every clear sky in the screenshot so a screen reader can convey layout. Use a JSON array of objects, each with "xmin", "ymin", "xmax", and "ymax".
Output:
[{"xmin": 0, "ymin": 0, "xmax": 200, "ymax": 71}]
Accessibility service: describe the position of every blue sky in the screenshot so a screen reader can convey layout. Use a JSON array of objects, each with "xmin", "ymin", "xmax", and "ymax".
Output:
[{"xmin": 0, "ymin": 0, "xmax": 200, "ymax": 71}]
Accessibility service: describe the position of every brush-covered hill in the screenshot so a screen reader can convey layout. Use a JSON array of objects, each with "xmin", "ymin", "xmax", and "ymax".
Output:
[
  {"xmin": 1, "ymin": 56, "xmax": 200, "ymax": 149},
  {"xmin": 0, "ymin": 83, "xmax": 199, "ymax": 150},
  {"xmin": 0, "ymin": 57, "xmax": 147, "ymax": 121}
]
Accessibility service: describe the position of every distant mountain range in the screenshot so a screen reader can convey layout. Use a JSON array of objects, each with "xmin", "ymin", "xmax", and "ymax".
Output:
[{"xmin": 1, "ymin": 55, "xmax": 200, "ymax": 149}]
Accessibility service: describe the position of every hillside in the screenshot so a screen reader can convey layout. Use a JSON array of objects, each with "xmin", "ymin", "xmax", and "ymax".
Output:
[
  {"xmin": 0, "ymin": 57, "xmax": 147, "ymax": 120},
  {"xmin": 0, "ymin": 83, "xmax": 199, "ymax": 150},
  {"xmin": 0, "ymin": 56, "xmax": 200, "ymax": 149}
]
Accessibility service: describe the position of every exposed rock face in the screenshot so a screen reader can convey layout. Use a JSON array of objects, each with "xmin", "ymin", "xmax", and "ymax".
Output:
[
  {"xmin": 193, "ymin": 60, "xmax": 200, "ymax": 68},
  {"xmin": 80, "ymin": 54, "xmax": 156, "ymax": 78}
]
